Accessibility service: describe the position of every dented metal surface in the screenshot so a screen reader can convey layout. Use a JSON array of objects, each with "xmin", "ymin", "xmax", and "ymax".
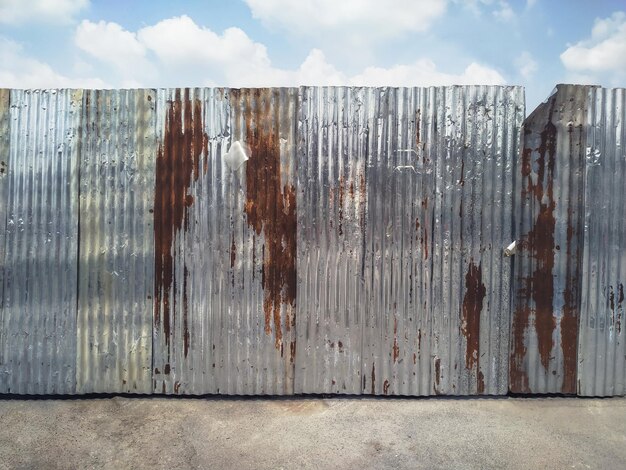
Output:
[
  {"xmin": 510, "ymin": 85, "xmax": 590, "ymax": 394},
  {"xmin": 578, "ymin": 86, "xmax": 626, "ymax": 396},
  {"xmin": 77, "ymin": 90, "xmax": 155, "ymax": 393},
  {"xmin": 0, "ymin": 90, "xmax": 81, "ymax": 394}
]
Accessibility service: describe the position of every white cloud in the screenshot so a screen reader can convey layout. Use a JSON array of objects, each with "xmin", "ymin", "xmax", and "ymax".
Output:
[
  {"xmin": 560, "ymin": 12, "xmax": 626, "ymax": 82},
  {"xmin": 243, "ymin": 0, "xmax": 447, "ymax": 39},
  {"xmin": 514, "ymin": 51, "xmax": 537, "ymax": 80},
  {"xmin": 0, "ymin": 0, "xmax": 88, "ymax": 24},
  {"xmin": 493, "ymin": 1, "xmax": 514, "ymax": 22},
  {"xmin": 2, "ymin": 15, "xmax": 506, "ymax": 89},
  {"xmin": 350, "ymin": 60, "xmax": 506, "ymax": 86},
  {"xmin": 75, "ymin": 20, "xmax": 156, "ymax": 86},
  {"xmin": 0, "ymin": 36, "xmax": 107, "ymax": 88},
  {"xmin": 526, "ymin": 0, "xmax": 537, "ymax": 8}
]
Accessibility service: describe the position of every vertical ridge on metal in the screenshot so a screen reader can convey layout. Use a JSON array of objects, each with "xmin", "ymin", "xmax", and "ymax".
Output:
[
  {"xmin": 76, "ymin": 90, "xmax": 156, "ymax": 394},
  {"xmin": 0, "ymin": 90, "xmax": 81, "ymax": 394},
  {"xmin": 577, "ymin": 87, "xmax": 626, "ymax": 396},
  {"xmin": 510, "ymin": 84, "xmax": 590, "ymax": 394}
]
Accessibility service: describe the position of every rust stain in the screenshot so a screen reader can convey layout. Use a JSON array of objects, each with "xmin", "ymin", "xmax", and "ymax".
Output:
[
  {"xmin": 371, "ymin": 363, "xmax": 376, "ymax": 394},
  {"xmin": 174, "ymin": 381, "xmax": 181, "ymax": 394},
  {"xmin": 338, "ymin": 176, "xmax": 345, "ymax": 235},
  {"xmin": 434, "ymin": 357, "xmax": 441, "ymax": 394},
  {"xmin": 290, "ymin": 340, "xmax": 296, "ymax": 364},
  {"xmin": 413, "ymin": 352, "xmax": 416, "ymax": 365},
  {"xmin": 154, "ymin": 88, "xmax": 208, "ymax": 358},
  {"xmin": 528, "ymin": 114, "xmax": 557, "ymax": 372},
  {"xmin": 477, "ymin": 371, "xmax": 485, "ymax": 394},
  {"xmin": 392, "ymin": 316, "xmax": 400, "ymax": 362},
  {"xmin": 234, "ymin": 89, "xmax": 297, "ymax": 351},
  {"xmin": 511, "ymin": 99, "xmax": 559, "ymax": 389},
  {"xmin": 383, "ymin": 380, "xmax": 390, "ymax": 395},
  {"xmin": 230, "ymin": 233, "xmax": 236, "ymax": 269},
  {"xmin": 510, "ymin": 303, "xmax": 531, "ymax": 393},
  {"xmin": 462, "ymin": 260, "xmax": 485, "ymax": 371}
]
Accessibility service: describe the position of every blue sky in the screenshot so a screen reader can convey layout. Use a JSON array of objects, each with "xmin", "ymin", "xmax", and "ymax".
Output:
[{"xmin": 1, "ymin": 0, "xmax": 625, "ymax": 110}]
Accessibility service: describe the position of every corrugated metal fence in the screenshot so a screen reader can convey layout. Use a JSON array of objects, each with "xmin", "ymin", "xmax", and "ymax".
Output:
[{"xmin": 0, "ymin": 84, "xmax": 624, "ymax": 396}]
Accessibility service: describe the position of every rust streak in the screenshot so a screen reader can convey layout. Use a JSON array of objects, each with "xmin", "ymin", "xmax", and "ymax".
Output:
[
  {"xmin": 154, "ymin": 88, "xmax": 208, "ymax": 358},
  {"xmin": 234, "ymin": 89, "xmax": 297, "ymax": 351},
  {"xmin": 461, "ymin": 260, "xmax": 485, "ymax": 371},
  {"xmin": 371, "ymin": 364, "xmax": 376, "ymax": 394},
  {"xmin": 392, "ymin": 316, "xmax": 400, "ymax": 362},
  {"xmin": 383, "ymin": 380, "xmax": 390, "ymax": 395},
  {"xmin": 338, "ymin": 176, "xmax": 345, "ymax": 235},
  {"xmin": 477, "ymin": 371, "xmax": 485, "ymax": 394}
]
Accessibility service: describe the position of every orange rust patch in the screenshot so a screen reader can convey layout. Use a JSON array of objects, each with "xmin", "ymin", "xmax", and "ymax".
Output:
[
  {"xmin": 154, "ymin": 88, "xmax": 208, "ymax": 359},
  {"xmin": 233, "ymin": 89, "xmax": 297, "ymax": 351},
  {"xmin": 462, "ymin": 260, "xmax": 485, "ymax": 371}
]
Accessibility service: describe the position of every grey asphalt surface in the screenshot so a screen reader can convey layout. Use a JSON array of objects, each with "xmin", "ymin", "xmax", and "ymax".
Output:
[{"xmin": 0, "ymin": 396, "xmax": 624, "ymax": 469}]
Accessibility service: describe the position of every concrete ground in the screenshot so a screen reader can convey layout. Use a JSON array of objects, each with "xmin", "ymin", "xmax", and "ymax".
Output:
[{"xmin": 0, "ymin": 396, "xmax": 625, "ymax": 470}]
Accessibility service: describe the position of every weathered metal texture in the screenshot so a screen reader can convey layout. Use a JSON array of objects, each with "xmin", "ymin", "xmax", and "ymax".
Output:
[
  {"xmin": 296, "ymin": 86, "xmax": 523, "ymax": 395},
  {"xmin": 0, "ymin": 90, "xmax": 82, "ymax": 394},
  {"xmin": 510, "ymin": 85, "xmax": 589, "ymax": 394},
  {"xmin": 152, "ymin": 88, "xmax": 298, "ymax": 394},
  {"xmin": 295, "ymin": 87, "xmax": 370, "ymax": 394},
  {"xmin": 0, "ymin": 89, "xmax": 9, "ymax": 323},
  {"xmin": 76, "ymin": 90, "xmax": 156, "ymax": 393},
  {"xmin": 578, "ymin": 86, "xmax": 626, "ymax": 396}
]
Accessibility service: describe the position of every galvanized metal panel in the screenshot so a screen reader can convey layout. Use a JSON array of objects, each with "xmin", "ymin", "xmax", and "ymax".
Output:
[
  {"xmin": 295, "ymin": 87, "xmax": 369, "ymax": 394},
  {"xmin": 0, "ymin": 89, "xmax": 81, "ymax": 394},
  {"xmin": 510, "ymin": 84, "xmax": 589, "ymax": 394},
  {"xmin": 363, "ymin": 86, "xmax": 522, "ymax": 395},
  {"xmin": 76, "ymin": 89, "xmax": 156, "ymax": 393},
  {"xmin": 578, "ymin": 86, "xmax": 626, "ymax": 396},
  {"xmin": 0, "ymin": 89, "xmax": 9, "ymax": 330},
  {"xmin": 152, "ymin": 88, "xmax": 298, "ymax": 395},
  {"xmin": 296, "ymin": 86, "xmax": 523, "ymax": 395}
]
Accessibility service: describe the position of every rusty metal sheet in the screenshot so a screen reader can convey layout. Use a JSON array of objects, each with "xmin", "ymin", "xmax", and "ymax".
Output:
[
  {"xmin": 76, "ymin": 89, "xmax": 156, "ymax": 393},
  {"xmin": 510, "ymin": 84, "xmax": 589, "ymax": 394},
  {"xmin": 296, "ymin": 86, "xmax": 523, "ymax": 395},
  {"xmin": 363, "ymin": 86, "xmax": 522, "ymax": 395},
  {"xmin": 0, "ymin": 89, "xmax": 82, "ymax": 394},
  {"xmin": 578, "ymin": 86, "xmax": 626, "ymax": 396},
  {"xmin": 152, "ymin": 88, "xmax": 298, "ymax": 395}
]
